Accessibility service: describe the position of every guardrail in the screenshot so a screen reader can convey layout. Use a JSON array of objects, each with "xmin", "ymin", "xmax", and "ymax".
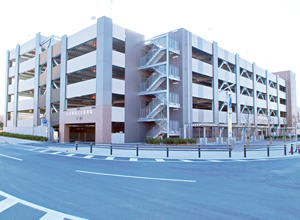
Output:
[{"xmin": 74, "ymin": 142, "xmax": 300, "ymax": 158}]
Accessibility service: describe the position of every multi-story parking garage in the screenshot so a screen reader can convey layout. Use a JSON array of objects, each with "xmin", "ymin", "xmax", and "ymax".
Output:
[{"xmin": 3, "ymin": 16, "xmax": 297, "ymax": 144}]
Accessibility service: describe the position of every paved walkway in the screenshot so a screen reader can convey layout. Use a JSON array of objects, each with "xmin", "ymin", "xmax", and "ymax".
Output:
[{"xmin": 0, "ymin": 136, "xmax": 299, "ymax": 160}]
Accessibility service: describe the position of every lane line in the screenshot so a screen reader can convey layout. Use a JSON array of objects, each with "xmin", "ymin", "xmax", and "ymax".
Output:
[
  {"xmin": 155, "ymin": 159, "xmax": 165, "ymax": 162},
  {"xmin": 76, "ymin": 170, "xmax": 196, "ymax": 183},
  {"xmin": 38, "ymin": 150, "xmax": 49, "ymax": 153},
  {"xmin": 66, "ymin": 154, "xmax": 76, "ymax": 157},
  {"xmin": 0, "ymin": 198, "xmax": 18, "ymax": 213},
  {"xmin": 129, "ymin": 158, "xmax": 138, "ymax": 161},
  {"xmin": 0, "ymin": 153, "xmax": 23, "ymax": 161},
  {"xmin": 84, "ymin": 155, "xmax": 94, "ymax": 159},
  {"xmin": 0, "ymin": 190, "xmax": 87, "ymax": 220},
  {"xmin": 208, "ymin": 160, "xmax": 222, "ymax": 162},
  {"xmin": 105, "ymin": 157, "xmax": 115, "ymax": 160},
  {"xmin": 39, "ymin": 212, "xmax": 65, "ymax": 220}
]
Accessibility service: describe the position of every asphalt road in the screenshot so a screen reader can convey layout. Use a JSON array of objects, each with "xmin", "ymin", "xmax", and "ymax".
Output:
[{"xmin": 0, "ymin": 142, "xmax": 299, "ymax": 219}]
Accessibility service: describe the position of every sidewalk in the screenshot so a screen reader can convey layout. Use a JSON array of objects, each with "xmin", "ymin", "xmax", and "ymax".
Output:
[{"xmin": 1, "ymin": 136, "xmax": 299, "ymax": 160}]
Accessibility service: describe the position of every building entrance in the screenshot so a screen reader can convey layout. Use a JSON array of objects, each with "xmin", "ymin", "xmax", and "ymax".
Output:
[{"xmin": 69, "ymin": 123, "xmax": 95, "ymax": 142}]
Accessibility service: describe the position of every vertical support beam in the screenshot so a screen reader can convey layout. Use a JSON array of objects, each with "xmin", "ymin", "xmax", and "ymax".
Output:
[
  {"xmin": 59, "ymin": 35, "xmax": 68, "ymax": 143},
  {"xmin": 212, "ymin": 41, "xmax": 219, "ymax": 124},
  {"xmin": 252, "ymin": 63, "xmax": 257, "ymax": 125},
  {"xmin": 266, "ymin": 70, "xmax": 270, "ymax": 121},
  {"xmin": 33, "ymin": 33, "xmax": 41, "ymax": 128},
  {"xmin": 276, "ymin": 75, "xmax": 281, "ymax": 125},
  {"xmin": 235, "ymin": 54, "xmax": 241, "ymax": 125},
  {"xmin": 13, "ymin": 45, "xmax": 20, "ymax": 127},
  {"xmin": 166, "ymin": 34, "xmax": 170, "ymax": 138},
  {"xmin": 96, "ymin": 16, "xmax": 112, "ymax": 143},
  {"xmin": 4, "ymin": 50, "xmax": 10, "ymax": 128},
  {"xmin": 46, "ymin": 45, "xmax": 53, "ymax": 140}
]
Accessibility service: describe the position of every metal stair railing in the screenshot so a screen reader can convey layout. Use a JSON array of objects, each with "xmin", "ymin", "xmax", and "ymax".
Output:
[
  {"xmin": 139, "ymin": 66, "xmax": 167, "ymax": 92},
  {"xmin": 139, "ymin": 97, "xmax": 166, "ymax": 119},
  {"xmin": 146, "ymin": 121, "xmax": 167, "ymax": 138}
]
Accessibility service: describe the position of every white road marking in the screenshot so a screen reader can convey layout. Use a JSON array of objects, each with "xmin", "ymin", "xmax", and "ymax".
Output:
[
  {"xmin": 84, "ymin": 155, "xmax": 94, "ymax": 159},
  {"xmin": 208, "ymin": 160, "xmax": 222, "ymax": 162},
  {"xmin": 155, "ymin": 159, "xmax": 165, "ymax": 162},
  {"xmin": 181, "ymin": 159, "xmax": 193, "ymax": 162},
  {"xmin": 39, "ymin": 150, "xmax": 49, "ymax": 153},
  {"xmin": 0, "ymin": 190, "xmax": 87, "ymax": 220},
  {"xmin": 51, "ymin": 152, "xmax": 61, "ymax": 155},
  {"xmin": 0, "ymin": 153, "xmax": 23, "ymax": 161},
  {"xmin": 76, "ymin": 170, "xmax": 196, "ymax": 183},
  {"xmin": 0, "ymin": 198, "xmax": 18, "ymax": 213},
  {"xmin": 66, "ymin": 154, "xmax": 76, "ymax": 157},
  {"xmin": 129, "ymin": 158, "xmax": 138, "ymax": 161},
  {"xmin": 235, "ymin": 159, "xmax": 246, "ymax": 162},
  {"xmin": 105, "ymin": 157, "xmax": 115, "ymax": 160}
]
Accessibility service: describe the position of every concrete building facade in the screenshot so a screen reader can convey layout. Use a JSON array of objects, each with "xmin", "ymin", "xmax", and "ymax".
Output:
[{"xmin": 3, "ymin": 16, "xmax": 297, "ymax": 144}]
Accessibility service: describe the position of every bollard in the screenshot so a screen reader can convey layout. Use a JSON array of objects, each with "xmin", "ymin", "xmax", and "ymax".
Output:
[
  {"xmin": 198, "ymin": 145, "xmax": 201, "ymax": 158},
  {"xmin": 290, "ymin": 144, "xmax": 293, "ymax": 155},
  {"xmin": 267, "ymin": 145, "xmax": 269, "ymax": 157},
  {"xmin": 110, "ymin": 143, "xmax": 113, "ymax": 155},
  {"xmin": 244, "ymin": 145, "xmax": 246, "ymax": 158},
  {"xmin": 284, "ymin": 145, "xmax": 286, "ymax": 156},
  {"xmin": 298, "ymin": 144, "xmax": 300, "ymax": 154},
  {"xmin": 90, "ymin": 142, "xmax": 93, "ymax": 153},
  {"xmin": 167, "ymin": 145, "xmax": 169, "ymax": 157},
  {"xmin": 136, "ymin": 144, "xmax": 139, "ymax": 157},
  {"xmin": 229, "ymin": 145, "xmax": 231, "ymax": 158},
  {"xmin": 75, "ymin": 141, "xmax": 78, "ymax": 151}
]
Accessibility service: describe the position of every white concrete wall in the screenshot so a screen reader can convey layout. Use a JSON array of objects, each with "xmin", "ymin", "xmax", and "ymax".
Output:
[
  {"xmin": 18, "ymin": 98, "xmax": 34, "ymax": 111},
  {"xmin": 67, "ymin": 51, "xmax": 96, "ymax": 74},
  {"xmin": 192, "ymin": 109, "xmax": 213, "ymax": 123},
  {"xmin": 256, "ymin": 83, "xmax": 266, "ymax": 93},
  {"xmin": 278, "ymin": 91, "xmax": 286, "ymax": 99},
  {"xmin": 112, "ymin": 51, "xmax": 125, "ymax": 68},
  {"xmin": 4, "ymin": 126, "xmax": 47, "ymax": 137},
  {"xmin": 111, "ymin": 133, "xmax": 125, "ymax": 143},
  {"xmin": 239, "ymin": 57, "xmax": 253, "ymax": 72},
  {"xmin": 9, "ymin": 49, "xmax": 16, "ymax": 60},
  {"xmin": 20, "ymin": 38, "xmax": 36, "ymax": 55},
  {"xmin": 8, "ymin": 84, "xmax": 14, "ymax": 95},
  {"xmin": 256, "ymin": 66, "xmax": 266, "ymax": 78},
  {"xmin": 192, "ymin": 84, "xmax": 213, "ymax": 99},
  {"xmin": 278, "ymin": 77, "xmax": 285, "ymax": 86},
  {"xmin": 269, "ymin": 87, "xmax": 277, "ymax": 96},
  {"xmin": 279, "ymin": 104, "xmax": 287, "ymax": 112},
  {"xmin": 191, "ymin": 34, "xmax": 212, "ymax": 55},
  {"xmin": 218, "ymin": 68, "xmax": 236, "ymax": 83},
  {"xmin": 241, "ymin": 113, "xmax": 254, "ymax": 124},
  {"xmin": 7, "ymin": 102, "xmax": 14, "ymax": 112},
  {"xmin": 218, "ymin": 47, "xmax": 235, "ymax": 65},
  {"xmin": 257, "ymin": 99, "xmax": 267, "ymax": 108},
  {"xmin": 18, "ymin": 119, "xmax": 34, "ymax": 127},
  {"xmin": 112, "ymin": 78, "xmax": 125, "ymax": 94},
  {"xmin": 9, "ymin": 66, "xmax": 15, "ymax": 77},
  {"xmin": 192, "ymin": 59, "xmax": 213, "ymax": 77},
  {"xmin": 240, "ymin": 77, "xmax": 253, "ymax": 89},
  {"xmin": 219, "ymin": 92, "xmax": 236, "ymax": 103},
  {"xmin": 67, "ymin": 24, "xmax": 97, "ymax": 49},
  {"xmin": 66, "ymin": 79, "xmax": 96, "ymax": 99},
  {"xmin": 19, "ymin": 78, "xmax": 34, "ymax": 92},
  {"xmin": 112, "ymin": 107, "xmax": 125, "ymax": 122},
  {"xmin": 240, "ymin": 96, "xmax": 253, "ymax": 106},
  {"xmin": 269, "ymin": 102, "xmax": 278, "ymax": 110},
  {"xmin": 219, "ymin": 112, "xmax": 237, "ymax": 123},
  {"xmin": 19, "ymin": 58, "xmax": 35, "ymax": 73},
  {"xmin": 113, "ymin": 23, "xmax": 125, "ymax": 41}
]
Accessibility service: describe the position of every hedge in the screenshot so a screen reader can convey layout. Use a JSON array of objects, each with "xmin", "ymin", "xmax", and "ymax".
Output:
[
  {"xmin": 145, "ymin": 138, "xmax": 197, "ymax": 145},
  {"xmin": 0, "ymin": 132, "xmax": 48, "ymax": 141}
]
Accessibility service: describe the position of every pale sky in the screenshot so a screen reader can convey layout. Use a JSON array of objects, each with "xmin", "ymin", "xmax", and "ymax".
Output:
[{"xmin": 0, "ymin": 0, "xmax": 299, "ymax": 115}]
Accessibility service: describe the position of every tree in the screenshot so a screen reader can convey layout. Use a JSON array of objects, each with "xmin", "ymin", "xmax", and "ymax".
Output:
[
  {"xmin": 243, "ymin": 111, "xmax": 253, "ymax": 146},
  {"xmin": 267, "ymin": 115, "xmax": 273, "ymax": 145}
]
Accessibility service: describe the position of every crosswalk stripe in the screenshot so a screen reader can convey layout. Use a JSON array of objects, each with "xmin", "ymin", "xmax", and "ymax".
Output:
[
  {"xmin": 105, "ymin": 157, "xmax": 115, "ymax": 160},
  {"xmin": 181, "ymin": 159, "xmax": 193, "ymax": 162},
  {"xmin": 51, "ymin": 152, "xmax": 61, "ymax": 155},
  {"xmin": 0, "ymin": 198, "xmax": 18, "ymax": 213},
  {"xmin": 129, "ymin": 158, "xmax": 138, "ymax": 161},
  {"xmin": 39, "ymin": 212, "xmax": 65, "ymax": 220},
  {"xmin": 66, "ymin": 154, "xmax": 75, "ymax": 157},
  {"xmin": 39, "ymin": 150, "xmax": 49, "ymax": 153},
  {"xmin": 84, "ymin": 155, "xmax": 94, "ymax": 159},
  {"xmin": 155, "ymin": 159, "xmax": 165, "ymax": 162}
]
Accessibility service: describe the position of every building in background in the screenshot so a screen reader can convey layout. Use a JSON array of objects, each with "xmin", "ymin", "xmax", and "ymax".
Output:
[{"xmin": 3, "ymin": 16, "xmax": 297, "ymax": 144}]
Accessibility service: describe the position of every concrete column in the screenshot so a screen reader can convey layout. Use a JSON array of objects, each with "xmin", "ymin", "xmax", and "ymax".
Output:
[
  {"xmin": 59, "ymin": 35, "xmax": 68, "ymax": 142},
  {"xmin": 13, "ymin": 45, "xmax": 20, "ymax": 127},
  {"xmin": 96, "ymin": 16, "xmax": 113, "ymax": 143},
  {"xmin": 4, "ymin": 50, "xmax": 10, "ymax": 128},
  {"xmin": 46, "ymin": 45, "xmax": 53, "ymax": 140},
  {"xmin": 33, "ymin": 33, "xmax": 41, "ymax": 127},
  {"xmin": 276, "ymin": 75, "xmax": 280, "ymax": 125},
  {"xmin": 235, "ymin": 54, "xmax": 241, "ymax": 124},
  {"xmin": 252, "ymin": 63, "xmax": 257, "ymax": 125},
  {"xmin": 212, "ymin": 41, "xmax": 219, "ymax": 124},
  {"xmin": 266, "ymin": 70, "xmax": 270, "ymax": 120}
]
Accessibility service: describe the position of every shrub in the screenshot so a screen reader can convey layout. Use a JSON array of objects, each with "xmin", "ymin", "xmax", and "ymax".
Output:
[
  {"xmin": 187, "ymin": 138, "xmax": 197, "ymax": 144},
  {"xmin": 0, "ymin": 132, "xmax": 48, "ymax": 141},
  {"xmin": 144, "ymin": 138, "xmax": 161, "ymax": 144}
]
